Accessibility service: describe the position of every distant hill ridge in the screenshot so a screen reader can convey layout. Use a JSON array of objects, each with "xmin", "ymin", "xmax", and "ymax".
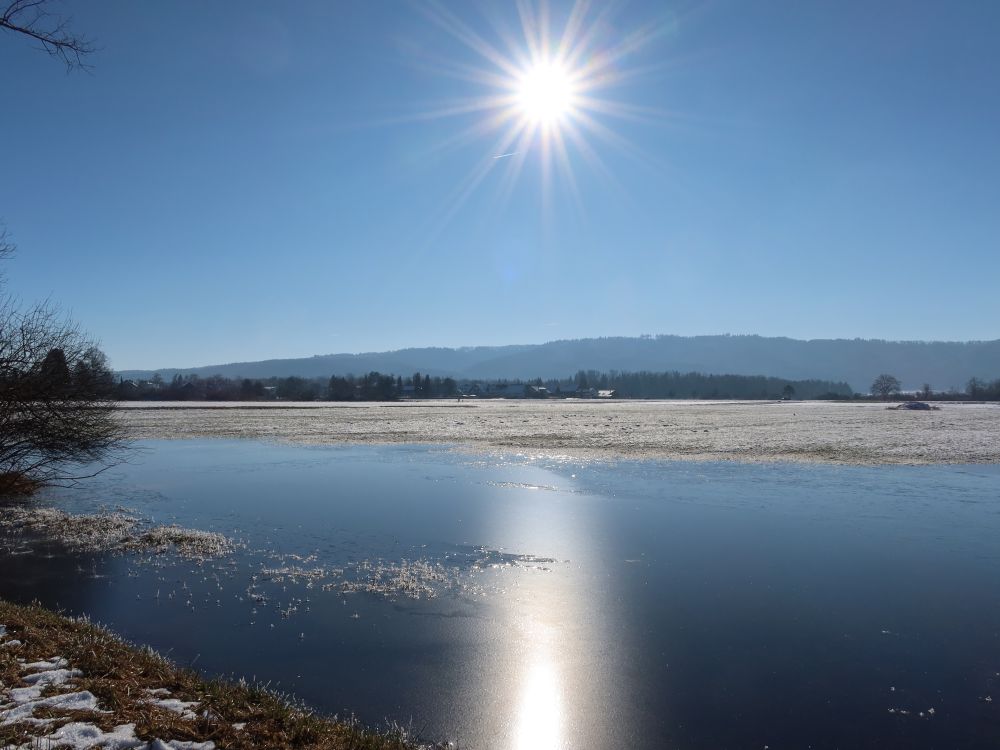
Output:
[{"xmin": 118, "ymin": 334, "xmax": 1000, "ymax": 393}]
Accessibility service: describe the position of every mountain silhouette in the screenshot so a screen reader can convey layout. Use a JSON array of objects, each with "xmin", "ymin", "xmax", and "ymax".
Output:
[{"xmin": 118, "ymin": 334, "xmax": 1000, "ymax": 393}]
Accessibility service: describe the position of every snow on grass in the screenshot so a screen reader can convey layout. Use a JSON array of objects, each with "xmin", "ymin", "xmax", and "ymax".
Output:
[
  {"xmin": 36, "ymin": 721, "xmax": 147, "ymax": 749},
  {"xmin": 150, "ymin": 740, "xmax": 217, "ymax": 750},
  {"xmin": 0, "ymin": 600, "xmax": 428, "ymax": 749},
  {"xmin": 29, "ymin": 720, "xmax": 218, "ymax": 749},
  {"xmin": 0, "ymin": 620, "xmax": 214, "ymax": 746},
  {"xmin": 145, "ymin": 694, "xmax": 199, "ymax": 721},
  {"xmin": 1, "ymin": 688, "xmax": 103, "ymax": 726},
  {"xmin": 21, "ymin": 666, "xmax": 81, "ymax": 687},
  {"xmin": 23, "ymin": 657, "xmax": 69, "ymax": 671}
]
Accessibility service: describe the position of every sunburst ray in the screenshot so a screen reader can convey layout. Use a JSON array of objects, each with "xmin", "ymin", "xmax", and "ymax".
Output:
[{"xmin": 399, "ymin": 0, "xmax": 673, "ymax": 227}]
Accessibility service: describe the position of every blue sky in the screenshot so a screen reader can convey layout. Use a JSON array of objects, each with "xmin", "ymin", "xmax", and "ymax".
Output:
[{"xmin": 1, "ymin": 0, "xmax": 998, "ymax": 370}]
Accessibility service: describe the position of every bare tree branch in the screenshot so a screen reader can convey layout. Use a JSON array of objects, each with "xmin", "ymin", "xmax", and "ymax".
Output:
[
  {"xmin": 0, "ymin": 296, "xmax": 129, "ymax": 493},
  {"xmin": 0, "ymin": 224, "xmax": 14, "ymax": 289},
  {"xmin": 1, "ymin": 0, "xmax": 95, "ymax": 70}
]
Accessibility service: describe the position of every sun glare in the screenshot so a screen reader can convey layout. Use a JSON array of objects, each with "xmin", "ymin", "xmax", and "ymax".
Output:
[
  {"xmin": 409, "ymin": 0, "xmax": 669, "ymax": 224},
  {"xmin": 516, "ymin": 61, "xmax": 576, "ymax": 125}
]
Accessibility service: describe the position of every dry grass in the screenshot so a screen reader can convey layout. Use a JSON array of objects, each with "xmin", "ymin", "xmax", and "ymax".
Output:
[{"xmin": 0, "ymin": 599, "xmax": 433, "ymax": 749}]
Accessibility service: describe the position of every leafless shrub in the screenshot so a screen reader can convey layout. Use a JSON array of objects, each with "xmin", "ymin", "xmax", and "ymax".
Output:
[{"xmin": 0, "ymin": 297, "xmax": 127, "ymax": 493}]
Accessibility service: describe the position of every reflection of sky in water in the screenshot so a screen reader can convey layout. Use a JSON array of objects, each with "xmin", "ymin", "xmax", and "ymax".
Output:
[{"xmin": 2, "ymin": 440, "xmax": 1000, "ymax": 749}]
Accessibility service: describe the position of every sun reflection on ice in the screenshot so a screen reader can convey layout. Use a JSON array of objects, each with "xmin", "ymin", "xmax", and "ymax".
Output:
[
  {"xmin": 515, "ymin": 639, "xmax": 564, "ymax": 749},
  {"xmin": 485, "ymin": 459, "xmax": 589, "ymax": 749}
]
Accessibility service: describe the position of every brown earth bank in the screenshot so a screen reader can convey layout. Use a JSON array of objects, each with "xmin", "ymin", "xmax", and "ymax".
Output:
[
  {"xmin": 118, "ymin": 400, "xmax": 1000, "ymax": 465},
  {"xmin": 0, "ymin": 599, "xmax": 429, "ymax": 749}
]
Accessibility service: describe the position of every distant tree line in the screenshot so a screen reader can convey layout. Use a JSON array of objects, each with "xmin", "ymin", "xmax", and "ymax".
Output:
[
  {"xmin": 110, "ymin": 367, "xmax": 1000, "ymax": 403},
  {"xmin": 964, "ymin": 377, "xmax": 1000, "ymax": 400},
  {"xmin": 117, "ymin": 372, "xmax": 460, "ymax": 402},
  {"xmin": 869, "ymin": 373, "xmax": 1000, "ymax": 401},
  {"xmin": 557, "ymin": 370, "xmax": 851, "ymax": 400},
  {"xmin": 116, "ymin": 369, "xmax": 857, "ymax": 401}
]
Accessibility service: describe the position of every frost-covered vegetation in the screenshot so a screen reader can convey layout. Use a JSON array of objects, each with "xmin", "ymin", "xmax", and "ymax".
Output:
[
  {"xmin": 0, "ymin": 507, "xmax": 233, "ymax": 559},
  {"xmin": 252, "ymin": 547, "xmax": 556, "ymax": 607}
]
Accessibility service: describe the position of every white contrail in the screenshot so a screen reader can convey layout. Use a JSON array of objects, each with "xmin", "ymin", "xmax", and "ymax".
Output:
[{"xmin": 493, "ymin": 151, "xmax": 518, "ymax": 159}]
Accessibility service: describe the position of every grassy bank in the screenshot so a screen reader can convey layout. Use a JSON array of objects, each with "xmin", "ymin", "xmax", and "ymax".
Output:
[{"xmin": 0, "ymin": 599, "xmax": 426, "ymax": 749}]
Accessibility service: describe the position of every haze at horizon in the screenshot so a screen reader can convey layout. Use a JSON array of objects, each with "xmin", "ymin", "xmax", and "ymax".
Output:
[{"xmin": 2, "ymin": 0, "xmax": 998, "ymax": 371}]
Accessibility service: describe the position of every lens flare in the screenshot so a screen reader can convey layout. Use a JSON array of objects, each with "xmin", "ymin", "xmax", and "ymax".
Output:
[{"xmin": 404, "ymin": 0, "xmax": 673, "ymax": 229}]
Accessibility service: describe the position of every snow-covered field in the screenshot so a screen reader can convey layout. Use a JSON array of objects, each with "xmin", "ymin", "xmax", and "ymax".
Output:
[{"xmin": 118, "ymin": 400, "xmax": 1000, "ymax": 465}]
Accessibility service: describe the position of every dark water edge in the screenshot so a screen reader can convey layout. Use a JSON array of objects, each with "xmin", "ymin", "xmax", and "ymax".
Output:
[{"xmin": 2, "ymin": 440, "xmax": 999, "ymax": 749}]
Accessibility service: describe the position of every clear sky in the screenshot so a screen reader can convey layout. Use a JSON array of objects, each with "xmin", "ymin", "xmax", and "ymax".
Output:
[{"xmin": 1, "ymin": 0, "xmax": 998, "ymax": 370}]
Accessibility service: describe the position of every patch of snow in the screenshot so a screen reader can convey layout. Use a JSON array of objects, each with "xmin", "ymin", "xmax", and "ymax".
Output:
[
  {"xmin": 7, "ymin": 684, "xmax": 45, "ymax": 704},
  {"xmin": 23, "ymin": 657, "xmax": 69, "ymax": 670},
  {"xmin": 149, "ymin": 740, "xmax": 217, "ymax": 750},
  {"xmin": 22, "ymin": 666, "xmax": 82, "ymax": 687},
  {"xmin": 152, "ymin": 697, "xmax": 199, "ymax": 719},
  {"xmin": 39, "ymin": 721, "xmax": 145, "ymax": 749},
  {"xmin": 1, "ymin": 689, "xmax": 102, "ymax": 725}
]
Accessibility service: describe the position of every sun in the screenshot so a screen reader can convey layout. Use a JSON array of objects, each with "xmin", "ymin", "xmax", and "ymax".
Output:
[
  {"xmin": 516, "ymin": 60, "xmax": 577, "ymax": 126},
  {"xmin": 406, "ymin": 1, "xmax": 669, "ymax": 221}
]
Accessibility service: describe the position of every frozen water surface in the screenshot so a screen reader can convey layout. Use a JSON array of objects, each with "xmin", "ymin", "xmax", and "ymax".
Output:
[{"xmin": 2, "ymin": 440, "xmax": 1000, "ymax": 749}]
